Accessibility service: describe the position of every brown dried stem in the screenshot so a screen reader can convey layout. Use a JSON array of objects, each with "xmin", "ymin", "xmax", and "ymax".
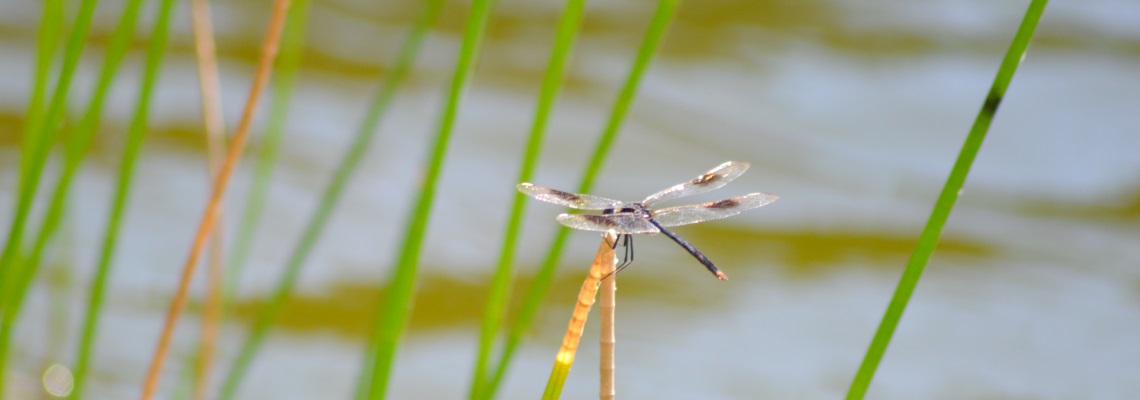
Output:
[
  {"xmin": 188, "ymin": 0, "xmax": 227, "ymax": 397},
  {"xmin": 139, "ymin": 1, "xmax": 291, "ymax": 398},
  {"xmin": 543, "ymin": 231, "xmax": 617, "ymax": 399},
  {"xmin": 599, "ymin": 236, "xmax": 617, "ymax": 400}
]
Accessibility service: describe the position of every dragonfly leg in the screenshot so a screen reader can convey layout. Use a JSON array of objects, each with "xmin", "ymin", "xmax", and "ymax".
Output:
[
  {"xmin": 603, "ymin": 234, "xmax": 634, "ymax": 281},
  {"xmin": 606, "ymin": 232, "xmax": 621, "ymax": 250},
  {"xmin": 616, "ymin": 234, "xmax": 634, "ymax": 273}
]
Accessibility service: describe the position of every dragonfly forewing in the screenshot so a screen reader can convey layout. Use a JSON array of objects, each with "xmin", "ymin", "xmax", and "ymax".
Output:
[
  {"xmin": 641, "ymin": 161, "xmax": 751, "ymax": 206},
  {"xmin": 517, "ymin": 183, "xmax": 625, "ymax": 210},
  {"xmin": 650, "ymin": 192, "xmax": 779, "ymax": 227},
  {"xmin": 557, "ymin": 213, "xmax": 660, "ymax": 234}
]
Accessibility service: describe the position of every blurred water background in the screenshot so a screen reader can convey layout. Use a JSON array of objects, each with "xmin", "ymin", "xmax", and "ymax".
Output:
[{"xmin": 0, "ymin": 0, "xmax": 1138, "ymax": 398}]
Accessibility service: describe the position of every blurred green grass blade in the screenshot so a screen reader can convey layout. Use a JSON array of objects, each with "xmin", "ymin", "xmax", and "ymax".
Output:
[
  {"xmin": 225, "ymin": 0, "xmax": 313, "ymax": 300},
  {"xmin": 4, "ymin": 0, "xmax": 63, "ymax": 322},
  {"xmin": 357, "ymin": 0, "xmax": 496, "ymax": 398},
  {"xmin": 70, "ymin": 0, "xmax": 177, "ymax": 397},
  {"xmin": 541, "ymin": 361, "xmax": 570, "ymax": 400},
  {"xmin": 174, "ymin": 362, "xmax": 194, "ymax": 400},
  {"xmin": 844, "ymin": 1, "xmax": 1048, "ymax": 399},
  {"xmin": 0, "ymin": 0, "xmax": 100, "ymax": 388},
  {"xmin": 469, "ymin": 0, "xmax": 586, "ymax": 398},
  {"xmin": 215, "ymin": 1, "xmax": 312, "ymax": 398},
  {"xmin": 217, "ymin": 1, "xmax": 444, "ymax": 399},
  {"xmin": 485, "ymin": 0, "xmax": 681, "ymax": 395},
  {"xmin": 2, "ymin": 0, "xmax": 152, "ymax": 396},
  {"xmin": 19, "ymin": 0, "xmax": 64, "ymax": 178},
  {"xmin": 0, "ymin": 0, "xmax": 99, "ymax": 317}
]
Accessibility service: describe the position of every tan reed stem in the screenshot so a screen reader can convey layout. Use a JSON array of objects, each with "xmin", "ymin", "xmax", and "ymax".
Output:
[
  {"xmin": 599, "ymin": 235, "xmax": 617, "ymax": 400},
  {"xmin": 542, "ymin": 230, "xmax": 618, "ymax": 399},
  {"xmin": 188, "ymin": 0, "xmax": 226, "ymax": 398},
  {"xmin": 139, "ymin": 1, "xmax": 290, "ymax": 398}
]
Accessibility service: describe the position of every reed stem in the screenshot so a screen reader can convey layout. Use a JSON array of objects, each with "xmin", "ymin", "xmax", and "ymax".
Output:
[{"xmin": 541, "ymin": 231, "xmax": 617, "ymax": 400}]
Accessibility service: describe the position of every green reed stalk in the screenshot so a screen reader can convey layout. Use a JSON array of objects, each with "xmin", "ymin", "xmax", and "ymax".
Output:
[
  {"xmin": 0, "ymin": 0, "xmax": 100, "ymax": 316},
  {"xmin": 844, "ymin": 1, "xmax": 1048, "ymax": 399},
  {"xmin": 7, "ymin": 0, "xmax": 152, "ymax": 396},
  {"xmin": 218, "ymin": 1, "xmax": 444, "ymax": 399},
  {"xmin": 484, "ymin": 0, "xmax": 681, "ymax": 396},
  {"xmin": 355, "ymin": 0, "xmax": 496, "ymax": 398},
  {"xmin": 0, "ymin": 0, "xmax": 100, "ymax": 389},
  {"xmin": 70, "ymin": 0, "xmax": 177, "ymax": 397},
  {"xmin": 469, "ymin": 0, "xmax": 586, "ymax": 398},
  {"xmin": 225, "ymin": 0, "xmax": 311, "ymax": 300},
  {"xmin": 210, "ymin": 1, "xmax": 311, "ymax": 398},
  {"xmin": 0, "ymin": 0, "xmax": 60, "ymax": 386},
  {"xmin": 18, "ymin": 0, "xmax": 63, "ymax": 177}
]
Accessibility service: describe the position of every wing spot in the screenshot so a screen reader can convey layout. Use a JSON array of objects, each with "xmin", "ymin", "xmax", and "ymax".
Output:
[
  {"xmin": 586, "ymin": 215, "xmax": 620, "ymax": 227},
  {"xmin": 691, "ymin": 172, "xmax": 721, "ymax": 185},
  {"xmin": 548, "ymin": 189, "xmax": 580, "ymax": 202},
  {"xmin": 705, "ymin": 198, "xmax": 739, "ymax": 209}
]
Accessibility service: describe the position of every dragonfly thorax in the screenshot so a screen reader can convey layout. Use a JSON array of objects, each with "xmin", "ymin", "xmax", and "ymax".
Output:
[{"xmin": 602, "ymin": 203, "xmax": 650, "ymax": 218}]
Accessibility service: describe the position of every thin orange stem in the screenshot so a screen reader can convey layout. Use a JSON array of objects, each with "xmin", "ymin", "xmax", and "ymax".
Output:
[
  {"xmin": 139, "ymin": 1, "xmax": 290, "ymax": 399},
  {"xmin": 198, "ymin": 236, "xmax": 224, "ymax": 399},
  {"xmin": 188, "ymin": 0, "xmax": 226, "ymax": 398},
  {"xmin": 189, "ymin": 0, "xmax": 225, "ymax": 142}
]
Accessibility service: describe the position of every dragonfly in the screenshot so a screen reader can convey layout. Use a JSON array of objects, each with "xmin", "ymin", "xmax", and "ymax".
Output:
[{"xmin": 518, "ymin": 161, "xmax": 778, "ymax": 280}]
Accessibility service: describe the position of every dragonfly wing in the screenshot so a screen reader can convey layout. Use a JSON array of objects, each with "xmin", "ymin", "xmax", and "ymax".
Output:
[
  {"xmin": 517, "ymin": 183, "xmax": 624, "ymax": 210},
  {"xmin": 556, "ymin": 213, "xmax": 660, "ymax": 234},
  {"xmin": 641, "ymin": 161, "xmax": 751, "ymax": 206},
  {"xmin": 651, "ymin": 192, "xmax": 779, "ymax": 227}
]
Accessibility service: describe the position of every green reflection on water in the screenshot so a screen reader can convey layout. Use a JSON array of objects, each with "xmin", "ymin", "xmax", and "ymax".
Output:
[
  {"xmin": 690, "ymin": 225, "xmax": 994, "ymax": 271},
  {"xmin": 226, "ymin": 227, "xmax": 997, "ymax": 337}
]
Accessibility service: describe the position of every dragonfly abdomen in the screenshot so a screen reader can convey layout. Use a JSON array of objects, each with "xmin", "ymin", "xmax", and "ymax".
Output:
[{"xmin": 645, "ymin": 217, "xmax": 728, "ymax": 280}]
